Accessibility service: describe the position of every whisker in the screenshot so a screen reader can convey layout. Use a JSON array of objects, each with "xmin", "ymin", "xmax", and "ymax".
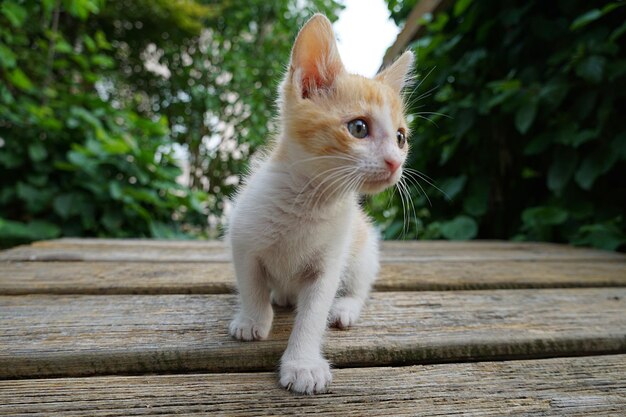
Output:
[
  {"xmin": 292, "ymin": 166, "xmax": 354, "ymax": 212},
  {"xmin": 392, "ymin": 183, "xmax": 405, "ymax": 239},
  {"xmin": 414, "ymin": 111, "xmax": 452, "ymax": 119},
  {"xmin": 404, "ymin": 168, "xmax": 451, "ymax": 201},
  {"xmin": 415, "ymin": 114, "xmax": 439, "ymax": 127},
  {"xmin": 404, "ymin": 167, "xmax": 436, "ymax": 183},
  {"xmin": 414, "ymin": 66, "xmax": 436, "ymax": 93},
  {"xmin": 399, "ymin": 177, "xmax": 418, "ymax": 238},
  {"xmin": 309, "ymin": 167, "xmax": 356, "ymax": 209},
  {"xmin": 396, "ymin": 180, "xmax": 410, "ymax": 239},
  {"xmin": 402, "ymin": 172, "xmax": 432, "ymax": 207}
]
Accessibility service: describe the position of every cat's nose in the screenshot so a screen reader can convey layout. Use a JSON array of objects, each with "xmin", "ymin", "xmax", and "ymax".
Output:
[{"xmin": 385, "ymin": 158, "xmax": 401, "ymax": 174}]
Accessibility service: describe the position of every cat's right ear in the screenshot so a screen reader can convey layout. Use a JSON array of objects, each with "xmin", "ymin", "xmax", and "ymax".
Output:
[
  {"xmin": 375, "ymin": 50, "xmax": 415, "ymax": 94},
  {"xmin": 288, "ymin": 14, "xmax": 345, "ymax": 98}
]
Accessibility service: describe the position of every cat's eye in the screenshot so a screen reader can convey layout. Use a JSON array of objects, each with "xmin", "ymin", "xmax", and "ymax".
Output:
[
  {"xmin": 347, "ymin": 119, "xmax": 368, "ymax": 139},
  {"xmin": 396, "ymin": 129, "xmax": 406, "ymax": 149}
]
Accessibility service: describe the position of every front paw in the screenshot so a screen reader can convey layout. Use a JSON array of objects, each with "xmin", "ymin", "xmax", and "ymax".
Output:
[
  {"xmin": 329, "ymin": 297, "xmax": 362, "ymax": 329},
  {"xmin": 279, "ymin": 357, "xmax": 332, "ymax": 394},
  {"xmin": 229, "ymin": 314, "xmax": 271, "ymax": 341}
]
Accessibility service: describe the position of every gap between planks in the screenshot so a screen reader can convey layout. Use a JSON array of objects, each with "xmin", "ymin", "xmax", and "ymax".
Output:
[
  {"xmin": 0, "ymin": 288, "xmax": 624, "ymax": 378},
  {"xmin": 0, "ymin": 355, "xmax": 624, "ymax": 416}
]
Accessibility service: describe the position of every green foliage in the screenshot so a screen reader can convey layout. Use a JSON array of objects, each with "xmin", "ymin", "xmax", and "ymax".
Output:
[
  {"xmin": 0, "ymin": 0, "xmax": 208, "ymax": 247},
  {"xmin": 0, "ymin": 0, "xmax": 342, "ymax": 247},
  {"xmin": 94, "ymin": 0, "xmax": 341, "ymax": 232},
  {"xmin": 373, "ymin": 0, "xmax": 626, "ymax": 250}
]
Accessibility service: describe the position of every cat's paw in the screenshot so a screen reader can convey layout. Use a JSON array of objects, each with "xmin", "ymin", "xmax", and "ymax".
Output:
[
  {"xmin": 229, "ymin": 314, "xmax": 271, "ymax": 341},
  {"xmin": 329, "ymin": 297, "xmax": 362, "ymax": 329},
  {"xmin": 270, "ymin": 290, "xmax": 294, "ymax": 308},
  {"xmin": 279, "ymin": 357, "xmax": 332, "ymax": 395}
]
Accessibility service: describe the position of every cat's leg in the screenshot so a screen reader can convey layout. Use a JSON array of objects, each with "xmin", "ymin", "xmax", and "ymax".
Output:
[
  {"xmin": 279, "ymin": 260, "xmax": 343, "ymax": 394},
  {"xmin": 330, "ymin": 221, "xmax": 379, "ymax": 329},
  {"xmin": 229, "ymin": 256, "xmax": 273, "ymax": 341}
]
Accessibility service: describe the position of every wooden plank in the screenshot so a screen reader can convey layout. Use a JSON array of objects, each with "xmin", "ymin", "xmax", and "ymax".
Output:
[
  {"xmin": 0, "ymin": 289, "xmax": 624, "ymax": 378},
  {"xmin": 1, "ymin": 260, "xmax": 625, "ymax": 295},
  {"xmin": 1, "ymin": 355, "xmax": 624, "ymax": 416},
  {"xmin": 1, "ymin": 239, "xmax": 623, "ymax": 262}
]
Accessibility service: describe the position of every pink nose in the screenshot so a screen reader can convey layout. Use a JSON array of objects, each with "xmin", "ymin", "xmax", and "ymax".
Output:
[{"xmin": 385, "ymin": 158, "xmax": 401, "ymax": 173}]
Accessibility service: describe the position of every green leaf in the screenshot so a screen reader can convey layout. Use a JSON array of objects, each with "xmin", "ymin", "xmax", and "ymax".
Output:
[
  {"xmin": 91, "ymin": 54, "xmax": 115, "ymax": 69},
  {"xmin": 0, "ymin": 218, "xmax": 60, "ymax": 241},
  {"xmin": 0, "ymin": 1, "xmax": 27, "ymax": 27},
  {"xmin": 515, "ymin": 100, "xmax": 537, "ymax": 134},
  {"xmin": 547, "ymin": 148, "xmax": 577, "ymax": 193},
  {"xmin": 610, "ymin": 20, "xmax": 626, "ymax": 42},
  {"xmin": 441, "ymin": 215, "xmax": 478, "ymax": 240},
  {"xmin": 575, "ymin": 148, "xmax": 618, "ymax": 190},
  {"xmin": 55, "ymin": 39, "xmax": 73, "ymax": 53},
  {"xmin": 439, "ymin": 175, "xmax": 467, "ymax": 200},
  {"xmin": 102, "ymin": 210, "xmax": 123, "ymax": 232},
  {"xmin": 83, "ymin": 35, "xmax": 97, "ymax": 52},
  {"xmin": 28, "ymin": 142, "xmax": 48, "ymax": 162},
  {"xmin": 575, "ymin": 55, "xmax": 606, "ymax": 83},
  {"xmin": 16, "ymin": 182, "xmax": 54, "ymax": 213},
  {"xmin": 571, "ymin": 3, "xmax": 625, "ymax": 31},
  {"xmin": 524, "ymin": 133, "xmax": 553, "ymax": 155},
  {"xmin": 463, "ymin": 180, "xmax": 489, "ymax": 217},
  {"xmin": 453, "ymin": 0, "xmax": 473, "ymax": 17},
  {"xmin": 6, "ymin": 68, "xmax": 34, "ymax": 91},
  {"xmin": 383, "ymin": 221, "xmax": 404, "ymax": 240},
  {"xmin": 69, "ymin": 106, "xmax": 102, "ymax": 130},
  {"xmin": 570, "ymin": 9, "xmax": 603, "ymax": 30},
  {"xmin": 53, "ymin": 193, "xmax": 85, "ymax": 219},
  {"xmin": 149, "ymin": 222, "xmax": 190, "ymax": 239},
  {"xmin": 64, "ymin": 0, "xmax": 101, "ymax": 20},
  {"xmin": 556, "ymin": 128, "xmax": 597, "ymax": 148},
  {"xmin": 109, "ymin": 181, "xmax": 123, "ymax": 199},
  {"xmin": 0, "ymin": 44, "xmax": 16, "ymax": 68},
  {"xmin": 0, "ymin": 149, "xmax": 22, "ymax": 168},
  {"xmin": 574, "ymin": 222, "xmax": 626, "ymax": 251},
  {"xmin": 522, "ymin": 206, "xmax": 568, "ymax": 227}
]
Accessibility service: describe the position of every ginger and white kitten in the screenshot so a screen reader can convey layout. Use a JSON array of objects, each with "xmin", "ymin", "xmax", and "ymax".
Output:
[{"xmin": 227, "ymin": 14, "xmax": 413, "ymax": 394}]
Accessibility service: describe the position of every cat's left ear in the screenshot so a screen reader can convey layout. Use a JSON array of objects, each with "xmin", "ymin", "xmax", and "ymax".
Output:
[
  {"xmin": 375, "ymin": 51, "xmax": 415, "ymax": 94},
  {"xmin": 289, "ymin": 14, "xmax": 345, "ymax": 98}
]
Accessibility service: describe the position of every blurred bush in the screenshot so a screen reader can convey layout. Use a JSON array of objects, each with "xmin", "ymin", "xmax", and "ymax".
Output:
[
  {"xmin": 370, "ymin": 0, "xmax": 626, "ymax": 250},
  {"xmin": 0, "ymin": 0, "xmax": 341, "ymax": 247}
]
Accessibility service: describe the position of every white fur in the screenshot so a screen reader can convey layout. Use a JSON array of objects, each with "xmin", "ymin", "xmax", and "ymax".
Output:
[
  {"xmin": 226, "ymin": 14, "xmax": 411, "ymax": 395},
  {"xmin": 227, "ymin": 153, "xmax": 380, "ymax": 394}
]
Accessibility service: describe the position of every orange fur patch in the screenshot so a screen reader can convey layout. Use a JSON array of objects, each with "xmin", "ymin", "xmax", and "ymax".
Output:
[{"xmin": 279, "ymin": 73, "xmax": 408, "ymax": 159}]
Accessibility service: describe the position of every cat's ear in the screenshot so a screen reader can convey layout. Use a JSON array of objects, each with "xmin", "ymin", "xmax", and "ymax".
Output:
[
  {"xmin": 289, "ymin": 14, "xmax": 345, "ymax": 98},
  {"xmin": 375, "ymin": 51, "xmax": 415, "ymax": 93}
]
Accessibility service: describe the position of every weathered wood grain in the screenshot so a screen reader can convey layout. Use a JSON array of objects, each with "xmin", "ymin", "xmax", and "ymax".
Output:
[
  {"xmin": 1, "ymin": 289, "xmax": 624, "ymax": 378},
  {"xmin": 2, "ymin": 239, "xmax": 622, "ymax": 262},
  {"xmin": 1, "ymin": 355, "xmax": 624, "ymax": 416},
  {"xmin": 1, "ymin": 259, "xmax": 625, "ymax": 295}
]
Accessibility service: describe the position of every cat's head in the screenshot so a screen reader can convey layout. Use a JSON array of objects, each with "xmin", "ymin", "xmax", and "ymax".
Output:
[{"xmin": 276, "ymin": 14, "xmax": 414, "ymax": 195}]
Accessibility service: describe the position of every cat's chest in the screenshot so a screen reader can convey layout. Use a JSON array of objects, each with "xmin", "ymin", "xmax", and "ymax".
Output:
[{"xmin": 256, "ymin": 203, "xmax": 355, "ymax": 282}]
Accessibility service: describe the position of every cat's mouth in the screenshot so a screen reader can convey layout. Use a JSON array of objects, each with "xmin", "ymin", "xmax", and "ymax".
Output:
[{"xmin": 361, "ymin": 174, "xmax": 398, "ymax": 194}]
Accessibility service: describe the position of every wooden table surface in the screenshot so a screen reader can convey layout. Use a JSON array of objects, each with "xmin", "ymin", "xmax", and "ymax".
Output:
[{"xmin": 0, "ymin": 239, "xmax": 625, "ymax": 415}]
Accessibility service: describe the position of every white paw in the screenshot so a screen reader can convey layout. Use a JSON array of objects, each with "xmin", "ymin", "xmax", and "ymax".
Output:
[
  {"xmin": 280, "ymin": 357, "xmax": 332, "ymax": 394},
  {"xmin": 270, "ymin": 290, "xmax": 294, "ymax": 307},
  {"xmin": 229, "ymin": 313, "xmax": 271, "ymax": 341},
  {"xmin": 329, "ymin": 297, "xmax": 362, "ymax": 329}
]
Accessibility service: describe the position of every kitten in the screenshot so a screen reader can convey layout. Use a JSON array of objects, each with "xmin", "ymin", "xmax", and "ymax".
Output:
[{"xmin": 227, "ymin": 14, "xmax": 413, "ymax": 394}]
